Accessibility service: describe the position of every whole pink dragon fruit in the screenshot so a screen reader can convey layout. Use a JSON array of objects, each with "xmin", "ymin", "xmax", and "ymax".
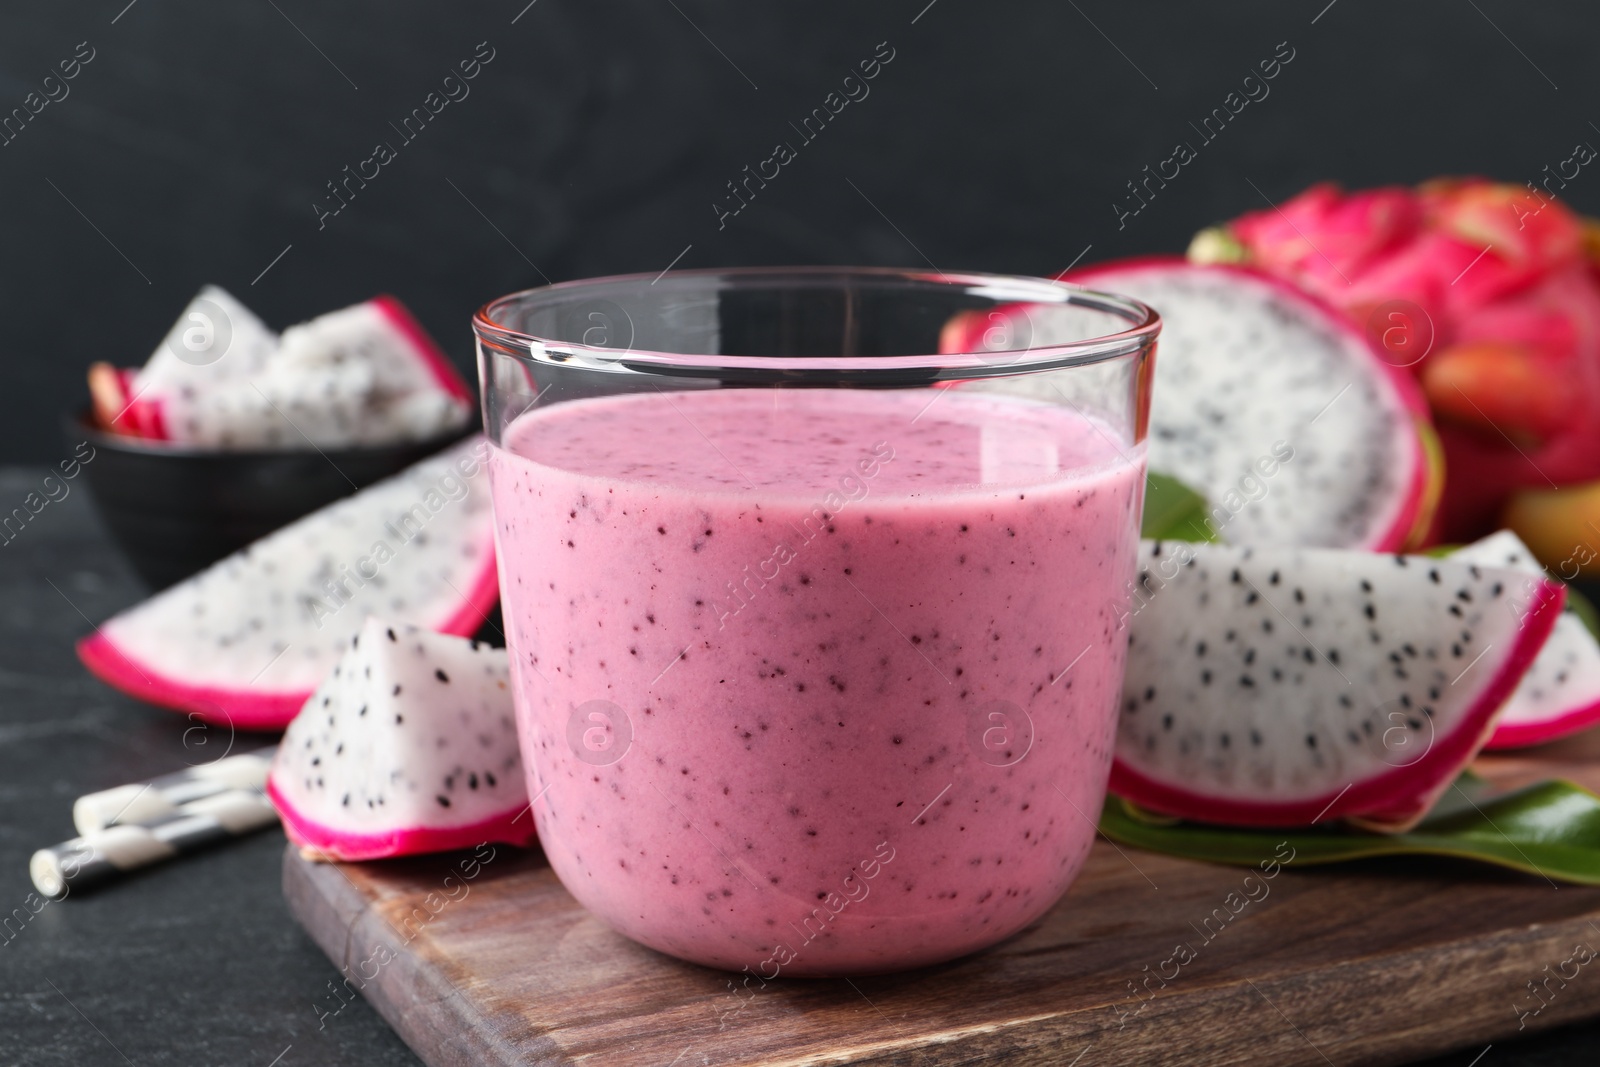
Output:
[{"xmin": 1192, "ymin": 178, "xmax": 1600, "ymax": 541}]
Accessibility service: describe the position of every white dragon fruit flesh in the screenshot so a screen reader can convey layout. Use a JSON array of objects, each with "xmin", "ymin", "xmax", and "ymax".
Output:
[
  {"xmin": 138, "ymin": 284, "xmax": 278, "ymax": 392},
  {"xmin": 268, "ymin": 618, "xmax": 536, "ymax": 861},
  {"xmin": 1450, "ymin": 530, "xmax": 1600, "ymax": 750},
  {"xmin": 1114, "ymin": 539, "xmax": 1563, "ymax": 830},
  {"xmin": 77, "ymin": 437, "xmax": 499, "ymax": 730}
]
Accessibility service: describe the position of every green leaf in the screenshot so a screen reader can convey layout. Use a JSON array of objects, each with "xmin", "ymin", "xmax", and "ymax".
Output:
[
  {"xmin": 1142, "ymin": 472, "xmax": 1218, "ymax": 543},
  {"xmin": 1567, "ymin": 583, "xmax": 1600, "ymax": 642},
  {"xmin": 1099, "ymin": 775, "xmax": 1600, "ymax": 885}
]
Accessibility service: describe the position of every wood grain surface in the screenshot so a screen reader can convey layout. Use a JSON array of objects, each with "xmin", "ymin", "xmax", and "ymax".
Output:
[{"xmin": 283, "ymin": 735, "xmax": 1600, "ymax": 1067}]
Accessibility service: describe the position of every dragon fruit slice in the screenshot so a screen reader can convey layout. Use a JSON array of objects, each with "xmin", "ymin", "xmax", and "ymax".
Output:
[
  {"xmin": 267, "ymin": 618, "xmax": 536, "ymax": 861},
  {"xmin": 1448, "ymin": 530, "xmax": 1600, "ymax": 750},
  {"xmin": 77, "ymin": 438, "xmax": 499, "ymax": 730},
  {"xmin": 1112, "ymin": 540, "xmax": 1563, "ymax": 829},
  {"xmin": 120, "ymin": 293, "xmax": 472, "ymax": 448},
  {"xmin": 92, "ymin": 285, "xmax": 278, "ymax": 439},
  {"xmin": 947, "ymin": 259, "xmax": 1438, "ymax": 549},
  {"xmin": 137, "ymin": 284, "xmax": 278, "ymax": 393},
  {"xmin": 275, "ymin": 295, "xmax": 472, "ymax": 403},
  {"xmin": 152, "ymin": 360, "xmax": 383, "ymax": 449}
]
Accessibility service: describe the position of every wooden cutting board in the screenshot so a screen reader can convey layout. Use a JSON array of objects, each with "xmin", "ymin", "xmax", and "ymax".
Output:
[{"xmin": 283, "ymin": 735, "xmax": 1600, "ymax": 1067}]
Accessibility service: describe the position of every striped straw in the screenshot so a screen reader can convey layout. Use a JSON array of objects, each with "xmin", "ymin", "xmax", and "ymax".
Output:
[
  {"xmin": 32, "ymin": 788, "xmax": 280, "ymax": 899},
  {"xmin": 72, "ymin": 746, "xmax": 277, "ymax": 835}
]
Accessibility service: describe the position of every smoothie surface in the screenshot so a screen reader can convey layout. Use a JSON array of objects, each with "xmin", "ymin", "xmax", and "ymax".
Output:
[{"xmin": 502, "ymin": 386, "xmax": 1133, "ymax": 496}]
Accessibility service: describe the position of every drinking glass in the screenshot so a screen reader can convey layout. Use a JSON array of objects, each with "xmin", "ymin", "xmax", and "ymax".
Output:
[{"xmin": 474, "ymin": 267, "xmax": 1158, "ymax": 975}]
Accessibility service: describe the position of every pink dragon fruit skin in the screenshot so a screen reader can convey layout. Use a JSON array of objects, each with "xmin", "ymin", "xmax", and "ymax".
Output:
[
  {"xmin": 1203, "ymin": 178, "xmax": 1600, "ymax": 543},
  {"xmin": 1228, "ymin": 182, "xmax": 1423, "ymax": 296},
  {"xmin": 1421, "ymin": 179, "xmax": 1585, "ymax": 312},
  {"xmin": 1427, "ymin": 265, "xmax": 1600, "ymax": 536},
  {"xmin": 1225, "ymin": 180, "xmax": 1584, "ymax": 325}
]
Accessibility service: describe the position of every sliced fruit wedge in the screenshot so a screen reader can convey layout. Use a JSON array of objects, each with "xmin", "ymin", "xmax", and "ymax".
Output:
[
  {"xmin": 97, "ymin": 290, "xmax": 472, "ymax": 449},
  {"xmin": 1449, "ymin": 530, "xmax": 1600, "ymax": 749},
  {"xmin": 1113, "ymin": 539, "xmax": 1563, "ymax": 830},
  {"xmin": 77, "ymin": 438, "xmax": 499, "ymax": 730},
  {"xmin": 268, "ymin": 618, "xmax": 535, "ymax": 861}
]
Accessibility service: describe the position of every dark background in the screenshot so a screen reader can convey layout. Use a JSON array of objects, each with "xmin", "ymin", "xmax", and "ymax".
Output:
[
  {"xmin": 4, "ymin": 2, "xmax": 1600, "ymax": 1064},
  {"xmin": 4, "ymin": 0, "xmax": 1599, "ymax": 461}
]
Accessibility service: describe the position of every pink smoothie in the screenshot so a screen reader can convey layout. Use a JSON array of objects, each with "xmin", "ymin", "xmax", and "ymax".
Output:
[{"xmin": 490, "ymin": 386, "xmax": 1144, "ymax": 975}]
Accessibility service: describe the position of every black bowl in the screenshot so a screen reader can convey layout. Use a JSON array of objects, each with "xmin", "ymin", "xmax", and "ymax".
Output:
[{"xmin": 65, "ymin": 409, "xmax": 474, "ymax": 590}]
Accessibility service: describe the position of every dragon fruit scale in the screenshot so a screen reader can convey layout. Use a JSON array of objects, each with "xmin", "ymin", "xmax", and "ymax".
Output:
[{"xmin": 1193, "ymin": 178, "xmax": 1600, "ymax": 543}]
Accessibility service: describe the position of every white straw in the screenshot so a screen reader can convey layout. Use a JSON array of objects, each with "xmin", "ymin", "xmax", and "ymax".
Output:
[
  {"xmin": 72, "ymin": 747, "xmax": 276, "ymax": 835},
  {"xmin": 33, "ymin": 788, "xmax": 280, "ymax": 899}
]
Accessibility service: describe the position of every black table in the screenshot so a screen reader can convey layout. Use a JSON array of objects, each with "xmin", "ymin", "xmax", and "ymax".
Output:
[{"xmin": 0, "ymin": 464, "xmax": 1593, "ymax": 1067}]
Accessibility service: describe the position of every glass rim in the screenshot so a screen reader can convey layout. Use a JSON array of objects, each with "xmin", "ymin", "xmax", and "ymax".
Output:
[{"xmin": 472, "ymin": 265, "xmax": 1160, "ymax": 376}]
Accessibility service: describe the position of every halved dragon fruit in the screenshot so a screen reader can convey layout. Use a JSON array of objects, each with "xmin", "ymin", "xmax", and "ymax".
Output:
[
  {"xmin": 1113, "ymin": 540, "xmax": 1563, "ymax": 829},
  {"xmin": 1449, "ymin": 530, "xmax": 1600, "ymax": 750},
  {"xmin": 107, "ymin": 292, "xmax": 471, "ymax": 449},
  {"xmin": 946, "ymin": 259, "xmax": 1439, "ymax": 549},
  {"xmin": 267, "ymin": 618, "xmax": 536, "ymax": 861},
  {"xmin": 77, "ymin": 438, "xmax": 499, "ymax": 730}
]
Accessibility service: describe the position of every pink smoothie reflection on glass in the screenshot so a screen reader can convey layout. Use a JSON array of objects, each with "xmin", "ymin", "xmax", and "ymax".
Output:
[{"xmin": 474, "ymin": 268, "xmax": 1157, "ymax": 976}]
